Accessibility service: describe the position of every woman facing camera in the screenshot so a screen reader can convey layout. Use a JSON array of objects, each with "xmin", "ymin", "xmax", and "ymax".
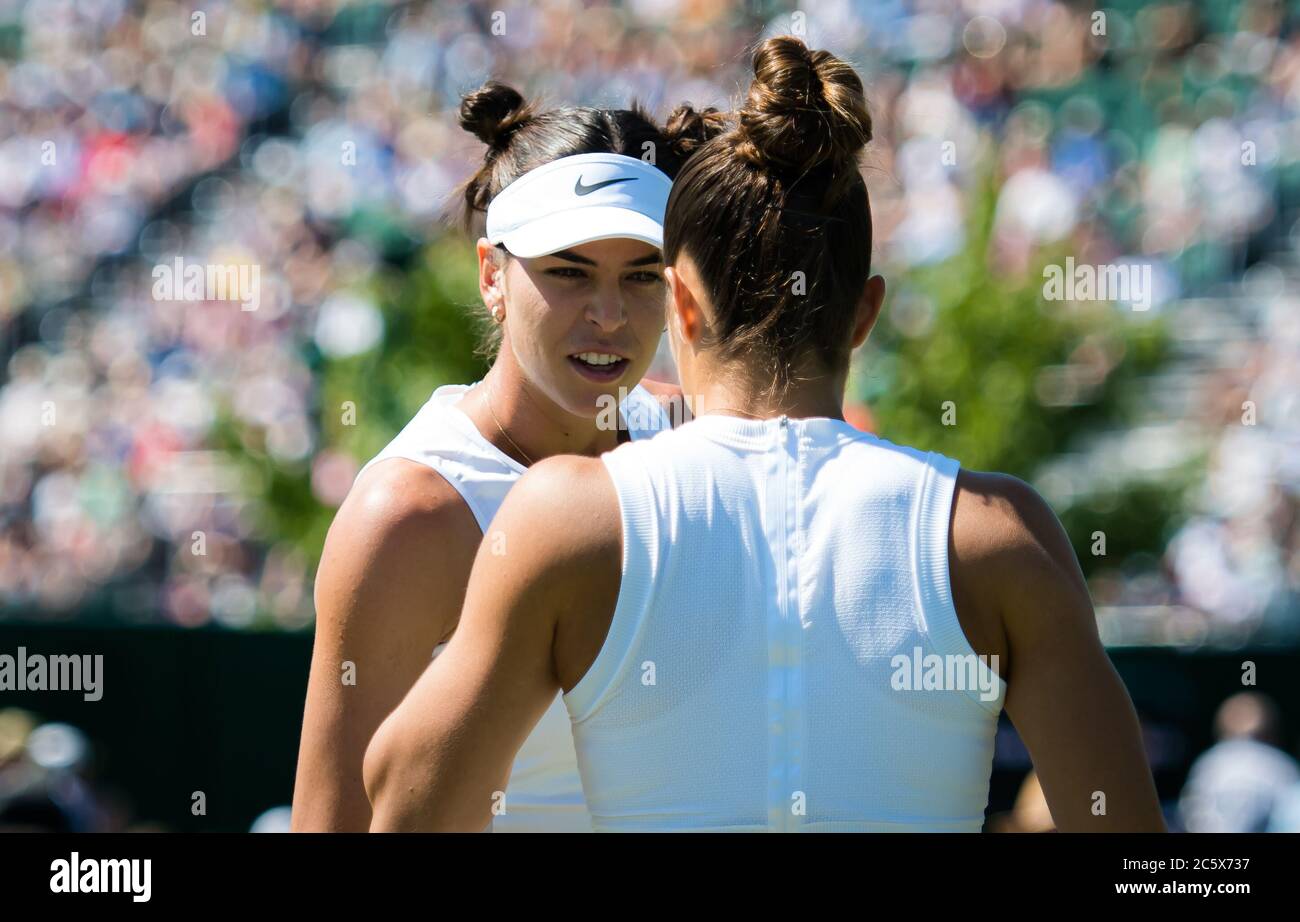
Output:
[{"xmin": 292, "ymin": 82, "xmax": 720, "ymax": 832}]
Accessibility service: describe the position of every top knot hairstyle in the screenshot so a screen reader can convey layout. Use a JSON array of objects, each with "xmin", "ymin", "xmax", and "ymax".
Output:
[
  {"xmin": 663, "ymin": 36, "xmax": 875, "ymax": 396},
  {"xmin": 457, "ymin": 80, "xmax": 727, "ymax": 235}
]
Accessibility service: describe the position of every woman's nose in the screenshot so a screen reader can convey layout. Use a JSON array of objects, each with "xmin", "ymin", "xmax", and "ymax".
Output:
[{"xmin": 585, "ymin": 286, "xmax": 626, "ymax": 331}]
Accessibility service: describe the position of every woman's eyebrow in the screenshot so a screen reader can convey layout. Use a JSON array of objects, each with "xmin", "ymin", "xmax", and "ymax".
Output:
[
  {"xmin": 549, "ymin": 249, "xmax": 597, "ymax": 265},
  {"xmin": 547, "ymin": 249, "xmax": 662, "ymax": 267}
]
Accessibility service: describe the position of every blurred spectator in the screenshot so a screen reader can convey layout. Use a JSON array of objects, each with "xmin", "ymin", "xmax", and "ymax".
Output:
[
  {"xmin": 0, "ymin": 708, "xmax": 119, "ymax": 832},
  {"xmin": 1178, "ymin": 692, "xmax": 1300, "ymax": 832},
  {"xmin": 250, "ymin": 804, "xmax": 293, "ymax": 832}
]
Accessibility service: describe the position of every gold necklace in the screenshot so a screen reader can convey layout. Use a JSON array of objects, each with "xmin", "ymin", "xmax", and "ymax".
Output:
[{"xmin": 485, "ymin": 380, "xmax": 535, "ymax": 466}]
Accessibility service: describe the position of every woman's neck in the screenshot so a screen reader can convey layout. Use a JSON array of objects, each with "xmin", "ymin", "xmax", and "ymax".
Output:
[
  {"xmin": 458, "ymin": 362, "xmax": 622, "ymax": 467},
  {"xmin": 685, "ymin": 360, "xmax": 849, "ymax": 422}
]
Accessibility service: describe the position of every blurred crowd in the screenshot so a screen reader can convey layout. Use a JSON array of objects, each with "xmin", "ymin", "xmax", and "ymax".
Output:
[
  {"xmin": 989, "ymin": 692, "xmax": 1300, "ymax": 832},
  {"xmin": 0, "ymin": 708, "xmax": 126, "ymax": 831},
  {"xmin": 0, "ymin": 706, "xmax": 291, "ymax": 831},
  {"xmin": 0, "ymin": 0, "xmax": 1298, "ymax": 635}
]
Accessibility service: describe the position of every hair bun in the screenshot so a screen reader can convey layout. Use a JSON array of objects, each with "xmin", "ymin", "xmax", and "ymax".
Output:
[
  {"xmin": 735, "ymin": 36, "xmax": 872, "ymax": 180},
  {"xmin": 459, "ymin": 81, "xmax": 533, "ymax": 150},
  {"xmin": 662, "ymin": 104, "xmax": 729, "ymax": 160}
]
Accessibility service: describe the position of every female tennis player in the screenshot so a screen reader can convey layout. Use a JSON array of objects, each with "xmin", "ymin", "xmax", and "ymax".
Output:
[
  {"xmin": 292, "ymin": 82, "xmax": 720, "ymax": 832},
  {"xmin": 363, "ymin": 37, "xmax": 1166, "ymax": 833}
]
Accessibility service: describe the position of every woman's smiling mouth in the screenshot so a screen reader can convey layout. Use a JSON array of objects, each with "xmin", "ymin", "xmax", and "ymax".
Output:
[{"xmin": 568, "ymin": 351, "xmax": 631, "ymax": 382}]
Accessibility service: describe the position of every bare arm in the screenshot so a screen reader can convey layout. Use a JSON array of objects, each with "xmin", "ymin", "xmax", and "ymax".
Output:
[
  {"xmin": 364, "ymin": 456, "xmax": 618, "ymax": 832},
  {"xmin": 952, "ymin": 471, "xmax": 1165, "ymax": 832},
  {"xmin": 290, "ymin": 460, "xmax": 481, "ymax": 831}
]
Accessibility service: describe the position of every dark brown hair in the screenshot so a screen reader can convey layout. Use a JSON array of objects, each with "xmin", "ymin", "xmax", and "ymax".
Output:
[
  {"xmin": 454, "ymin": 81, "xmax": 724, "ymax": 355},
  {"xmin": 458, "ymin": 81, "xmax": 725, "ymax": 233},
  {"xmin": 662, "ymin": 36, "xmax": 874, "ymax": 396}
]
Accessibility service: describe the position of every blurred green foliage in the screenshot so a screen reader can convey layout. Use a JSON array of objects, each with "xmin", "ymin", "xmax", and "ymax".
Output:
[
  {"xmin": 236, "ymin": 235, "xmax": 487, "ymax": 571},
  {"xmin": 319, "ymin": 235, "xmax": 488, "ymax": 463},
  {"xmin": 856, "ymin": 172, "xmax": 1195, "ymax": 576}
]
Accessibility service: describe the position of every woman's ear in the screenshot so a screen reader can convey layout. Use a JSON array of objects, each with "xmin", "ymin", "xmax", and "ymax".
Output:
[
  {"xmin": 477, "ymin": 238, "xmax": 505, "ymax": 320},
  {"xmin": 851, "ymin": 275, "xmax": 886, "ymax": 350},
  {"xmin": 664, "ymin": 264, "xmax": 703, "ymax": 345}
]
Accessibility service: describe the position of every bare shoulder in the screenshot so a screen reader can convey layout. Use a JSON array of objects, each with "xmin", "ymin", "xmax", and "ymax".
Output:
[
  {"xmin": 324, "ymin": 458, "xmax": 481, "ymax": 565},
  {"xmin": 315, "ymin": 458, "xmax": 482, "ymax": 642},
  {"xmin": 495, "ymin": 455, "xmax": 620, "ymax": 568},
  {"xmin": 949, "ymin": 469, "xmax": 1097, "ymax": 682},
  {"xmin": 491, "ymin": 455, "xmax": 622, "ymax": 690},
  {"xmin": 950, "ymin": 470, "xmax": 1087, "ymax": 595}
]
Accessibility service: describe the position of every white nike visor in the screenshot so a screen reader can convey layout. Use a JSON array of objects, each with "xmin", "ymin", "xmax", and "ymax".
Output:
[{"xmin": 485, "ymin": 153, "xmax": 672, "ymax": 258}]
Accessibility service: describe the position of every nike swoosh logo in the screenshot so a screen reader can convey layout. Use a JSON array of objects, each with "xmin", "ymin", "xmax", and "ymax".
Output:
[{"xmin": 574, "ymin": 176, "xmax": 638, "ymax": 196}]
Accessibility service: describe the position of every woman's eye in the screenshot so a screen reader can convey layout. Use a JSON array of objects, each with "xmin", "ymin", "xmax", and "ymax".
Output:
[
  {"xmin": 546, "ymin": 267, "xmax": 588, "ymax": 279},
  {"xmin": 627, "ymin": 271, "xmax": 663, "ymax": 284}
]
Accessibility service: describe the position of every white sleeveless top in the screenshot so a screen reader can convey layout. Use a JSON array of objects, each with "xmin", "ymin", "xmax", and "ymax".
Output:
[
  {"xmin": 564, "ymin": 414, "xmax": 1006, "ymax": 832},
  {"xmin": 360, "ymin": 381, "xmax": 672, "ymax": 832}
]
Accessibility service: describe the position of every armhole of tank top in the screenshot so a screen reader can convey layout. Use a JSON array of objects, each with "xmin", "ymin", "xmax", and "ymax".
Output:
[
  {"xmin": 563, "ymin": 447, "xmax": 659, "ymax": 724},
  {"xmin": 913, "ymin": 453, "xmax": 1006, "ymax": 716},
  {"xmin": 365, "ymin": 454, "xmax": 490, "ymax": 537}
]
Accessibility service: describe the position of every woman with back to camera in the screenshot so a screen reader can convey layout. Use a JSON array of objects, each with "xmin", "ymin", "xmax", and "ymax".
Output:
[
  {"xmin": 291, "ymin": 82, "xmax": 721, "ymax": 832},
  {"xmin": 364, "ymin": 37, "xmax": 1166, "ymax": 833}
]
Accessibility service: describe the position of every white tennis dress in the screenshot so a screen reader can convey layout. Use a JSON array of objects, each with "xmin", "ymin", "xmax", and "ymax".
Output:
[
  {"xmin": 359, "ymin": 381, "xmax": 672, "ymax": 832},
  {"xmin": 564, "ymin": 414, "xmax": 1006, "ymax": 831}
]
